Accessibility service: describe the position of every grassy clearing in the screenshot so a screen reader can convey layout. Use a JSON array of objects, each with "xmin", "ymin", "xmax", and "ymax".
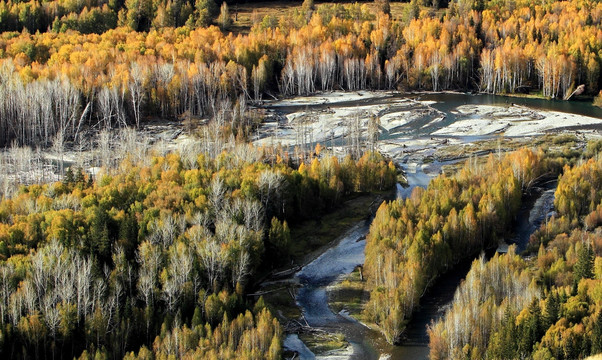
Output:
[
  {"xmin": 227, "ymin": 1, "xmax": 298, "ymax": 34},
  {"xmin": 299, "ymin": 332, "xmax": 348, "ymax": 354},
  {"xmin": 440, "ymin": 135, "xmax": 587, "ymax": 167},
  {"xmin": 434, "ymin": 137, "xmax": 527, "ymax": 168},
  {"xmin": 327, "ymin": 268, "xmax": 369, "ymax": 321},
  {"xmin": 260, "ymin": 282, "xmax": 301, "ymax": 320},
  {"xmin": 260, "ymin": 190, "xmax": 391, "ymax": 356},
  {"xmin": 258, "ymin": 190, "xmax": 391, "ymax": 355},
  {"xmin": 288, "ymin": 191, "xmax": 389, "ymax": 264}
]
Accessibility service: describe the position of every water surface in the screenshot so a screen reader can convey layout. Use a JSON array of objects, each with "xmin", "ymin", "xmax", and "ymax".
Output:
[{"xmin": 280, "ymin": 92, "xmax": 595, "ymax": 359}]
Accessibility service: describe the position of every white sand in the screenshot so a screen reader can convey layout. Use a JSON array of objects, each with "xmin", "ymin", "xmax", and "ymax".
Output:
[
  {"xmin": 434, "ymin": 104, "xmax": 602, "ymax": 137},
  {"xmin": 267, "ymin": 91, "xmax": 396, "ymax": 107},
  {"xmin": 255, "ymin": 95, "xmax": 440, "ymax": 147},
  {"xmin": 433, "ymin": 118, "xmax": 509, "ymax": 136}
]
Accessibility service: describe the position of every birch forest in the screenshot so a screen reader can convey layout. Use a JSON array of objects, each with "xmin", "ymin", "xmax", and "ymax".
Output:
[
  {"xmin": 429, "ymin": 145, "xmax": 602, "ymax": 360},
  {"xmin": 0, "ymin": 0, "xmax": 600, "ymax": 146},
  {"xmin": 0, "ymin": 0, "xmax": 601, "ymax": 359},
  {"xmin": 0, "ymin": 137, "xmax": 396, "ymax": 359}
]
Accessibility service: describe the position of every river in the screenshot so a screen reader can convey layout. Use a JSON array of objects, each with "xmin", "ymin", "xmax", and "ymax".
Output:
[
  {"xmin": 285, "ymin": 176, "xmax": 558, "ymax": 360},
  {"xmin": 276, "ymin": 92, "xmax": 598, "ymax": 359}
]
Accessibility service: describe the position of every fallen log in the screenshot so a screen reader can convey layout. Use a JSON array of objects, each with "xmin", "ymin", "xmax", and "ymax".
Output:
[
  {"xmin": 272, "ymin": 265, "xmax": 302, "ymax": 278},
  {"xmin": 247, "ymin": 287, "xmax": 288, "ymax": 297}
]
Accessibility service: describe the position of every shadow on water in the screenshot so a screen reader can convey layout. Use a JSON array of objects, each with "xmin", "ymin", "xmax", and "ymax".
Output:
[{"xmin": 505, "ymin": 179, "xmax": 557, "ymax": 253}]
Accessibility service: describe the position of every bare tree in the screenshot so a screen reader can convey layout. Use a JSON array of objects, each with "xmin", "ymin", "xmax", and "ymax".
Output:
[
  {"xmin": 162, "ymin": 242, "xmax": 193, "ymax": 312},
  {"xmin": 198, "ymin": 238, "xmax": 226, "ymax": 292},
  {"xmin": 346, "ymin": 113, "xmax": 363, "ymax": 159},
  {"xmin": 136, "ymin": 241, "xmax": 162, "ymax": 310},
  {"xmin": 97, "ymin": 129, "xmax": 113, "ymax": 169},
  {"xmin": 232, "ymin": 250, "xmax": 250, "ymax": 288},
  {"xmin": 52, "ymin": 129, "xmax": 65, "ymax": 178},
  {"xmin": 129, "ymin": 62, "xmax": 146, "ymax": 128},
  {"xmin": 210, "ymin": 175, "xmax": 226, "ymax": 219},
  {"xmin": 368, "ymin": 114, "xmax": 380, "ymax": 152},
  {"xmin": 258, "ymin": 170, "xmax": 284, "ymax": 210},
  {"xmin": 74, "ymin": 256, "xmax": 92, "ymax": 318},
  {"xmin": 0, "ymin": 264, "xmax": 14, "ymax": 323},
  {"xmin": 243, "ymin": 199, "xmax": 264, "ymax": 231}
]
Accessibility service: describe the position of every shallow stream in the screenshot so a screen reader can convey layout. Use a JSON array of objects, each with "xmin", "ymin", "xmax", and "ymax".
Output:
[{"xmin": 277, "ymin": 92, "xmax": 596, "ymax": 359}]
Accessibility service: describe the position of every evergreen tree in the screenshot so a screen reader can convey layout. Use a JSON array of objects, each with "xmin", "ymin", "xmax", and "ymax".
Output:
[
  {"xmin": 575, "ymin": 241, "xmax": 594, "ymax": 282},
  {"xmin": 89, "ymin": 206, "xmax": 112, "ymax": 263},
  {"xmin": 518, "ymin": 299, "xmax": 543, "ymax": 357},
  {"xmin": 194, "ymin": 0, "xmax": 217, "ymax": 27},
  {"xmin": 497, "ymin": 306, "xmax": 517, "ymax": 359},
  {"xmin": 64, "ymin": 167, "xmax": 75, "ymax": 184},
  {"xmin": 593, "ymin": 311, "xmax": 602, "ymax": 354},
  {"xmin": 543, "ymin": 291, "xmax": 560, "ymax": 327}
]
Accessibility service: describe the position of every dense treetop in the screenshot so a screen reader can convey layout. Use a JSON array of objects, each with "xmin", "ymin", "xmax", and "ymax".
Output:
[
  {"xmin": 363, "ymin": 147, "xmax": 560, "ymax": 344},
  {"xmin": 430, "ymin": 145, "xmax": 602, "ymax": 360},
  {"xmin": 0, "ymin": 0, "xmax": 600, "ymax": 147},
  {"xmin": 0, "ymin": 132, "xmax": 396, "ymax": 359}
]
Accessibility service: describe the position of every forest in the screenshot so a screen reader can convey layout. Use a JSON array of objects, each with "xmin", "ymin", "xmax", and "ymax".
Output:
[
  {"xmin": 427, "ymin": 141, "xmax": 602, "ymax": 360},
  {"xmin": 363, "ymin": 147, "xmax": 561, "ymax": 344},
  {"xmin": 0, "ymin": 0, "xmax": 600, "ymax": 147},
  {"xmin": 0, "ymin": 125, "xmax": 396, "ymax": 358},
  {"xmin": 0, "ymin": 0, "xmax": 601, "ymax": 358}
]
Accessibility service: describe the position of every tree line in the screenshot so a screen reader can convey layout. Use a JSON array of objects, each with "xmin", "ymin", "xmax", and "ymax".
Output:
[{"xmin": 0, "ymin": 0, "xmax": 601, "ymax": 146}]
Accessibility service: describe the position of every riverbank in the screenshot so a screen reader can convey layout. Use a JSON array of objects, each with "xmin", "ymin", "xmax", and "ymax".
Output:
[
  {"xmin": 255, "ymin": 190, "xmax": 395, "ymax": 358},
  {"xmin": 254, "ymin": 90, "xmax": 602, "ymax": 360},
  {"xmin": 254, "ymin": 91, "xmax": 602, "ymax": 168}
]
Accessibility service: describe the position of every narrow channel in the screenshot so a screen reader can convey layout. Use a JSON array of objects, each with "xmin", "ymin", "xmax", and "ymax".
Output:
[
  {"xmin": 284, "ymin": 169, "xmax": 558, "ymax": 359},
  {"xmin": 274, "ymin": 92, "xmax": 576, "ymax": 358}
]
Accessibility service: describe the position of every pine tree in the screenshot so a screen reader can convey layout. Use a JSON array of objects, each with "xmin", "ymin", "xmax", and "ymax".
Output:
[
  {"xmin": 89, "ymin": 206, "xmax": 112, "ymax": 263},
  {"xmin": 195, "ymin": 0, "xmax": 217, "ymax": 27},
  {"xmin": 497, "ymin": 306, "xmax": 517, "ymax": 359},
  {"xmin": 518, "ymin": 299, "xmax": 543, "ymax": 357},
  {"xmin": 63, "ymin": 167, "xmax": 75, "ymax": 184},
  {"xmin": 593, "ymin": 311, "xmax": 602, "ymax": 354},
  {"xmin": 191, "ymin": 306, "xmax": 203, "ymax": 328},
  {"xmin": 575, "ymin": 241, "xmax": 594, "ymax": 282},
  {"xmin": 543, "ymin": 291, "xmax": 560, "ymax": 327}
]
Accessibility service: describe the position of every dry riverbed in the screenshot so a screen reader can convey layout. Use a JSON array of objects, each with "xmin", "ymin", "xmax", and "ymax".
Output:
[
  {"xmin": 433, "ymin": 104, "xmax": 602, "ymax": 137},
  {"xmin": 254, "ymin": 91, "xmax": 602, "ymax": 169}
]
